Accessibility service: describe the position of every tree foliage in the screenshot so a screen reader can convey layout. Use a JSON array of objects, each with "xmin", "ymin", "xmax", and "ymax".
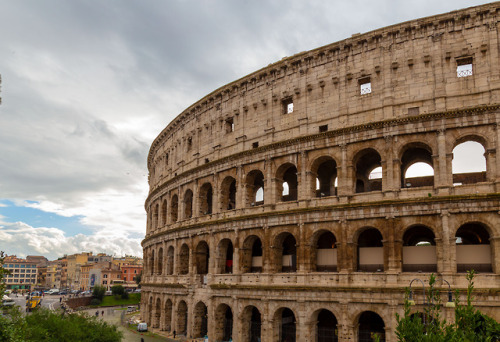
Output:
[
  {"xmin": 110, "ymin": 284, "xmax": 128, "ymax": 299},
  {"xmin": 92, "ymin": 285, "xmax": 106, "ymax": 301},
  {"xmin": 396, "ymin": 271, "xmax": 500, "ymax": 341}
]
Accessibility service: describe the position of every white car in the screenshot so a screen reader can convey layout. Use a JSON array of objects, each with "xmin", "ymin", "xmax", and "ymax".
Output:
[{"xmin": 137, "ymin": 322, "xmax": 148, "ymax": 332}]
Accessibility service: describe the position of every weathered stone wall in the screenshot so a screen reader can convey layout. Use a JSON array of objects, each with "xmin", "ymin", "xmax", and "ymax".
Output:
[{"xmin": 143, "ymin": 3, "xmax": 500, "ymax": 342}]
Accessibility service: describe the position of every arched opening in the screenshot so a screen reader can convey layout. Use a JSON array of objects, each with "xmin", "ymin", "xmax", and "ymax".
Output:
[
  {"xmin": 166, "ymin": 246, "xmax": 174, "ymax": 275},
  {"xmin": 217, "ymin": 239, "xmax": 234, "ymax": 274},
  {"xmin": 195, "ymin": 241, "xmax": 210, "ymax": 275},
  {"xmin": 276, "ymin": 308, "xmax": 296, "ymax": 342},
  {"xmin": 279, "ymin": 233, "xmax": 297, "ymax": 273},
  {"xmin": 161, "ymin": 199, "xmax": 167, "ymax": 226},
  {"xmin": 246, "ymin": 170, "xmax": 265, "ymax": 206},
  {"xmin": 176, "ymin": 300, "xmax": 188, "ymax": 337},
  {"xmin": 315, "ymin": 309, "xmax": 338, "ymax": 342},
  {"xmin": 357, "ymin": 228, "xmax": 384, "ymax": 272},
  {"xmin": 221, "ymin": 176, "xmax": 237, "ymax": 211},
  {"xmin": 358, "ymin": 311, "xmax": 385, "ymax": 342},
  {"xmin": 157, "ymin": 248, "xmax": 163, "ymax": 275},
  {"xmin": 241, "ymin": 235, "xmax": 263, "ymax": 273},
  {"xmin": 242, "ymin": 306, "xmax": 262, "ymax": 342},
  {"xmin": 315, "ymin": 231, "xmax": 337, "ymax": 272},
  {"xmin": 452, "ymin": 140, "xmax": 487, "ymax": 185},
  {"xmin": 153, "ymin": 203, "xmax": 159, "ymax": 230},
  {"xmin": 153, "ymin": 298, "xmax": 161, "ymax": 328},
  {"xmin": 456, "ymin": 223, "xmax": 492, "ymax": 273},
  {"xmin": 354, "ymin": 149, "xmax": 382, "ymax": 193},
  {"xmin": 183, "ymin": 189, "xmax": 193, "ymax": 219},
  {"xmin": 170, "ymin": 195, "xmax": 178, "ymax": 223},
  {"xmin": 400, "ymin": 144, "xmax": 434, "ymax": 188},
  {"xmin": 193, "ymin": 301, "xmax": 208, "ymax": 338},
  {"xmin": 215, "ymin": 304, "xmax": 233, "ymax": 342},
  {"xmin": 149, "ymin": 250, "xmax": 155, "ymax": 275},
  {"xmin": 199, "ymin": 182, "xmax": 213, "ymax": 215},
  {"xmin": 164, "ymin": 299, "xmax": 172, "ymax": 332},
  {"xmin": 313, "ymin": 158, "xmax": 338, "ymax": 198},
  {"xmin": 278, "ymin": 164, "xmax": 298, "ymax": 202},
  {"xmin": 402, "ymin": 226, "xmax": 437, "ymax": 272},
  {"xmin": 178, "ymin": 244, "xmax": 189, "ymax": 275}
]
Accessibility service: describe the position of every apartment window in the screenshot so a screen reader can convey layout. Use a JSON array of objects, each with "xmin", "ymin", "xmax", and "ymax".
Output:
[
  {"xmin": 225, "ymin": 117, "xmax": 234, "ymax": 133},
  {"xmin": 359, "ymin": 77, "xmax": 372, "ymax": 95},
  {"xmin": 103, "ymin": 280, "xmax": 107, "ymax": 285},
  {"xmin": 282, "ymin": 97, "xmax": 294, "ymax": 114},
  {"xmin": 134, "ymin": 270, "xmax": 137, "ymax": 274},
  {"xmin": 103, "ymin": 274, "xmax": 108, "ymax": 278},
  {"xmin": 124, "ymin": 270, "xmax": 127, "ymax": 273},
  {"xmin": 457, "ymin": 57, "xmax": 473, "ymax": 77}
]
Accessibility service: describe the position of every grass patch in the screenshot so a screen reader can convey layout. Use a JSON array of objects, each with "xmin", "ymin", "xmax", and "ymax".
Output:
[{"xmin": 91, "ymin": 293, "xmax": 141, "ymax": 307}]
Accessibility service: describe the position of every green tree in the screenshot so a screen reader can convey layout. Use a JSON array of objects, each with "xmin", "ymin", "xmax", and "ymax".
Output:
[
  {"xmin": 92, "ymin": 285, "xmax": 106, "ymax": 302},
  {"xmin": 110, "ymin": 284, "xmax": 128, "ymax": 299},
  {"xmin": 134, "ymin": 270, "xmax": 142, "ymax": 288},
  {"xmin": 396, "ymin": 271, "xmax": 500, "ymax": 341}
]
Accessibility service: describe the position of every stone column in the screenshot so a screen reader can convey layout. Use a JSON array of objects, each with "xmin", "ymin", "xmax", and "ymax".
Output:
[
  {"xmin": 296, "ymin": 308, "xmax": 309, "ymax": 341},
  {"xmin": 236, "ymin": 166, "xmax": 244, "ymax": 210},
  {"xmin": 192, "ymin": 179, "xmax": 199, "ymax": 218},
  {"xmin": 298, "ymin": 151, "xmax": 308, "ymax": 201},
  {"xmin": 213, "ymin": 172, "xmax": 220, "ymax": 214},
  {"xmin": 338, "ymin": 144, "xmax": 351, "ymax": 197},
  {"xmin": 297, "ymin": 223, "xmax": 306, "ymax": 273},
  {"xmin": 233, "ymin": 247, "xmax": 240, "ymax": 275},
  {"xmin": 490, "ymin": 235, "xmax": 500, "ymax": 274},
  {"xmin": 264, "ymin": 158, "xmax": 275, "ymax": 205},
  {"xmin": 440, "ymin": 210, "xmax": 452, "ymax": 275},
  {"xmin": 435, "ymin": 129, "xmax": 452, "ymax": 192},
  {"xmin": 384, "ymin": 135, "xmax": 395, "ymax": 192}
]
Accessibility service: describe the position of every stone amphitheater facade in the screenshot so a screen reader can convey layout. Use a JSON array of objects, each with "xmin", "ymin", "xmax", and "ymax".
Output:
[{"xmin": 142, "ymin": 3, "xmax": 500, "ymax": 341}]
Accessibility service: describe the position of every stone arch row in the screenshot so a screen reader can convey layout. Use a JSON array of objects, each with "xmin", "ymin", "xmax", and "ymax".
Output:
[
  {"xmin": 147, "ymin": 135, "xmax": 491, "ymax": 232},
  {"xmin": 146, "ymin": 221, "xmax": 496, "ymax": 277},
  {"xmin": 144, "ymin": 295, "xmax": 390, "ymax": 342}
]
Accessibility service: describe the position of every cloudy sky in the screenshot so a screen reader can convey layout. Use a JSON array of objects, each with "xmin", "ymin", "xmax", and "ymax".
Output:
[{"xmin": 0, "ymin": 0, "xmax": 491, "ymax": 261}]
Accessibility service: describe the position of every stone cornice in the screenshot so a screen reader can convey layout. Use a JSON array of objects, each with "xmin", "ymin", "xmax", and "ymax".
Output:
[{"xmin": 142, "ymin": 192, "xmax": 500, "ymax": 246}]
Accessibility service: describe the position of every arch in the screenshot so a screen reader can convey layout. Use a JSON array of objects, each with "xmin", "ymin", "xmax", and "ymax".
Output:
[
  {"xmin": 195, "ymin": 240, "xmax": 210, "ymax": 275},
  {"xmin": 452, "ymin": 139, "xmax": 487, "ymax": 185},
  {"xmin": 354, "ymin": 148, "xmax": 382, "ymax": 193},
  {"xmin": 199, "ymin": 182, "xmax": 213, "ymax": 215},
  {"xmin": 161, "ymin": 199, "xmax": 167, "ymax": 226},
  {"xmin": 164, "ymin": 299, "xmax": 172, "ymax": 331},
  {"xmin": 178, "ymin": 243, "xmax": 189, "ymax": 275},
  {"xmin": 157, "ymin": 247, "xmax": 163, "ymax": 275},
  {"xmin": 313, "ymin": 309, "xmax": 338, "ymax": 342},
  {"xmin": 273, "ymin": 232, "xmax": 297, "ymax": 273},
  {"xmin": 214, "ymin": 303, "xmax": 233, "ymax": 342},
  {"xmin": 277, "ymin": 163, "xmax": 298, "ymax": 202},
  {"xmin": 170, "ymin": 194, "xmax": 178, "ymax": 223},
  {"xmin": 400, "ymin": 143, "xmax": 434, "ymax": 188},
  {"xmin": 217, "ymin": 238, "xmax": 234, "ymax": 274},
  {"xmin": 153, "ymin": 297, "xmax": 161, "ymax": 328},
  {"xmin": 241, "ymin": 305, "xmax": 262, "ymax": 342},
  {"xmin": 273, "ymin": 307, "xmax": 296, "ymax": 342},
  {"xmin": 455, "ymin": 222, "xmax": 492, "ymax": 273},
  {"xmin": 176, "ymin": 300, "xmax": 188, "ymax": 336},
  {"xmin": 221, "ymin": 176, "xmax": 237, "ymax": 211},
  {"xmin": 357, "ymin": 311, "xmax": 385, "ymax": 341},
  {"xmin": 149, "ymin": 249, "xmax": 155, "ymax": 275},
  {"xmin": 153, "ymin": 203, "xmax": 159, "ymax": 230},
  {"xmin": 166, "ymin": 246, "xmax": 174, "ymax": 275},
  {"xmin": 193, "ymin": 301, "xmax": 208, "ymax": 338},
  {"xmin": 311, "ymin": 156, "xmax": 338, "ymax": 198},
  {"xmin": 246, "ymin": 169, "xmax": 265, "ymax": 206},
  {"xmin": 313, "ymin": 230, "xmax": 337, "ymax": 272},
  {"xmin": 241, "ymin": 235, "xmax": 263, "ymax": 273},
  {"xmin": 402, "ymin": 225, "xmax": 437, "ymax": 272},
  {"xmin": 357, "ymin": 228, "xmax": 384, "ymax": 272},
  {"xmin": 183, "ymin": 189, "xmax": 193, "ymax": 219}
]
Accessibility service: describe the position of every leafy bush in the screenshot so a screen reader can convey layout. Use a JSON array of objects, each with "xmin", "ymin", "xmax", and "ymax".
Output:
[
  {"xmin": 121, "ymin": 291, "xmax": 129, "ymax": 300},
  {"xmin": 92, "ymin": 285, "xmax": 106, "ymax": 301},
  {"xmin": 89, "ymin": 298, "xmax": 101, "ymax": 306},
  {"xmin": 110, "ymin": 285, "xmax": 124, "ymax": 296}
]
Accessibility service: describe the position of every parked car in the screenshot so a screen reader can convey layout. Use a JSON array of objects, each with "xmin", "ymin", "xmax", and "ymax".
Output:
[{"xmin": 137, "ymin": 322, "xmax": 148, "ymax": 332}]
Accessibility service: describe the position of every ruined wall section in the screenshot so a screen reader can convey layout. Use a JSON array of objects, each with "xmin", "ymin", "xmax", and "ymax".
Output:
[{"xmin": 147, "ymin": 3, "xmax": 500, "ymax": 193}]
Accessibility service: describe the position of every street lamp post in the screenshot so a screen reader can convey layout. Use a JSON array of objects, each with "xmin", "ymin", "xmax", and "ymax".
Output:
[{"xmin": 408, "ymin": 278, "xmax": 427, "ymax": 325}]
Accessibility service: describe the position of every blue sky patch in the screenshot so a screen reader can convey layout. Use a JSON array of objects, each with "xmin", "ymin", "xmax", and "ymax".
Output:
[{"xmin": 0, "ymin": 199, "xmax": 93, "ymax": 236}]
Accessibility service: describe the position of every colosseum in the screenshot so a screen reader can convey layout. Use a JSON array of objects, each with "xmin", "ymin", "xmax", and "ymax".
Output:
[{"xmin": 142, "ymin": 2, "xmax": 500, "ymax": 341}]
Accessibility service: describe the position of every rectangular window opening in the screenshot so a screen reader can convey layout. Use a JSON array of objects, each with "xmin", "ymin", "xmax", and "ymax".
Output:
[
  {"xmin": 225, "ymin": 117, "xmax": 234, "ymax": 133},
  {"xmin": 252, "ymin": 142, "xmax": 259, "ymax": 149},
  {"xmin": 457, "ymin": 57, "xmax": 473, "ymax": 78},
  {"xmin": 282, "ymin": 97, "xmax": 293, "ymax": 114},
  {"xmin": 359, "ymin": 77, "xmax": 371, "ymax": 95},
  {"xmin": 187, "ymin": 137, "xmax": 192, "ymax": 151},
  {"xmin": 319, "ymin": 125, "xmax": 328, "ymax": 133}
]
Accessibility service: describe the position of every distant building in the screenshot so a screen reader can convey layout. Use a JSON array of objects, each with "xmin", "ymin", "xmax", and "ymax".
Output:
[
  {"xmin": 3, "ymin": 255, "xmax": 37, "ymax": 291},
  {"xmin": 121, "ymin": 264, "xmax": 142, "ymax": 289}
]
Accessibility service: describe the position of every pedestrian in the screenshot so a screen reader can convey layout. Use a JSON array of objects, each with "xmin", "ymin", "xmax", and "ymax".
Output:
[
  {"xmin": 95, "ymin": 311, "xmax": 99, "ymax": 317},
  {"xmin": 101, "ymin": 310, "xmax": 104, "ymax": 316},
  {"xmin": 173, "ymin": 330, "xmax": 176, "ymax": 338},
  {"xmin": 141, "ymin": 339, "xmax": 144, "ymax": 342},
  {"xmin": 59, "ymin": 297, "xmax": 62, "ymax": 303}
]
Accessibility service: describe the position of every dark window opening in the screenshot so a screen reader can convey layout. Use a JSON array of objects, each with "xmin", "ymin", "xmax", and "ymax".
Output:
[
  {"xmin": 252, "ymin": 142, "xmax": 259, "ymax": 149},
  {"xmin": 282, "ymin": 97, "xmax": 294, "ymax": 114},
  {"xmin": 225, "ymin": 117, "xmax": 234, "ymax": 133},
  {"xmin": 319, "ymin": 125, "xmax": 328, "ymax": 133}
]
